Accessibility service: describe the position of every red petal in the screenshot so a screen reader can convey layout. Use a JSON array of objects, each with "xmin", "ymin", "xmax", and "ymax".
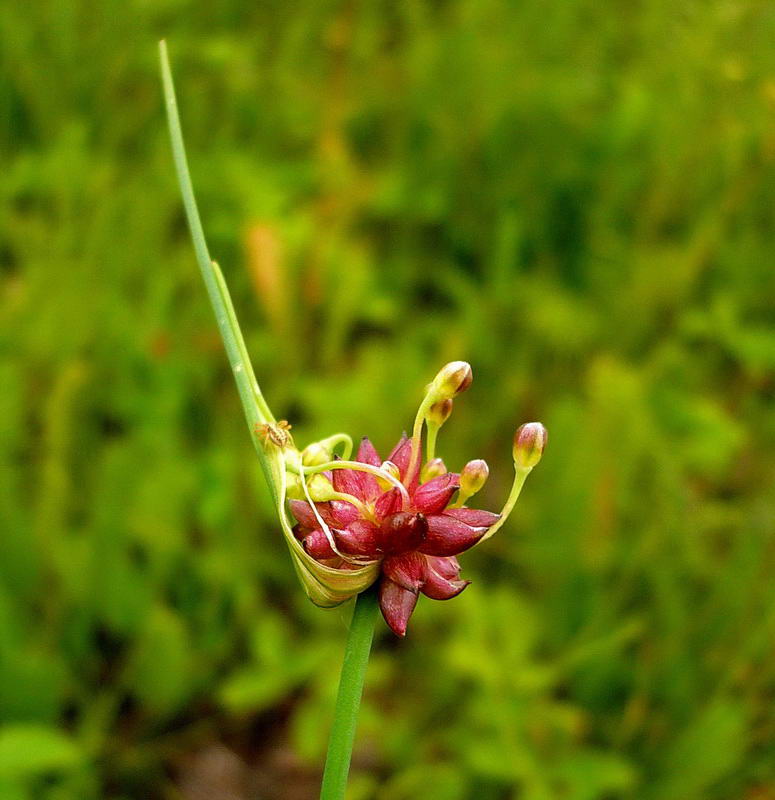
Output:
[
  {"xmin": 374, "ymin": 488, "xmax": 402, "ymax": 521},
  {"xmin": 302, "ymin": 529, "xmax": 336, "ymax": 559},
  {"xmin": 328, "ymin": 500, "xmax": 360, "ymax": 527},
  {"xmin": 412, "ymin": 473, "xmax": 460, "ymax": 514},
  {"xmin": 388, "ymin": 434, "xmax": 410, "ymax": 471},
  {"xmin": 443, "ymin": 507, "xmax": 500, "ymax": 528},
  {"xmin": 362, "ymin": 481, "xmax": 382, "ymax": 503},
  {"xmin": 388, "ymin": 434, "xmax": 419, "ymax": 487},
  {"xmin": 382, "ymin": 552, "xmax": 427, "ymax": 592},
  {"xmin": 335, "ymin": 520, "xmax": 380, "ymax": 557},
  {"xmin": 289, "ymin": 499, "xmax": 319, "ymax": 529},
  {"xmin": 419, "ymin": 515, "xmax": 485, "ymax": 556},
  {"xmin": 378, "ymin": 512, "xmax": 428, "ymax": 555},
  {"xmin": 357, "ymin": 437, "xmax": 381, "ymax": 467},
  {"xmin": 426, "ymin": 555, "xmax": 461, "ymax": 580},
  {"xmin": 332, "ymin": 462, "xmax": 368, "ymax": 500},
  {"xmin": 290, "ymin": 498, "xmax": 361, "ymax": 530},
  {"xmin": 421, "ymin": 571, "xmax": 470, "ymax": 600},
  {"xmin": 421, "ymin": 555, "xmax": 468, "ymax": 599},
  {"xmin": 379, "ymin": 578, "xmax": 419, "ymax": 637}
]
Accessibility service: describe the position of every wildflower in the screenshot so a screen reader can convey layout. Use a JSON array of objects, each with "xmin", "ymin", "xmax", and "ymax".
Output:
[{"xmin": 287, "ymin": 362, "xmax": 547, "ymax": 636}]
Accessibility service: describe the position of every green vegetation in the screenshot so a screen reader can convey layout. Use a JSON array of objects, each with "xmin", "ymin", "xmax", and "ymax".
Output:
[{"xmin": 1, "ymin": 1, "xmax": 774, "ymax": 798}]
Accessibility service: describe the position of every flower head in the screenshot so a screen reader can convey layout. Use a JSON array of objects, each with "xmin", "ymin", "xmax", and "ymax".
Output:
[
  {"xmin": 289, "ymin": 436, "xmax": 498, "ymax": 635},
  {"xmin": 284, "ymin": 362, "xmax": 547, "ymax": 636}
]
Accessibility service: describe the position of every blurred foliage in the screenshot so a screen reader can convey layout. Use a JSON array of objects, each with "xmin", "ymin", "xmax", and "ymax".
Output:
[{"xmin": 2, "ymin": 0, "xmax": 775, "ymax": 798}]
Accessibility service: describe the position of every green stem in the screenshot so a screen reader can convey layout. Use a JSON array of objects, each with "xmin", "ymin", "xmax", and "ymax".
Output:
[
  {"xmin": 425, "ymin": 422, "xmax": 439, "ymax": 464},
  {"xmin": 315, "ymin": 433, "xmax": 354, "ymax": 460},
  {"xmin": 475, "ymin": 465, "xmax": 531, "ymax": 545},
  {"xmin": 405, "ymin": 394, "xmax": 433, "ymax": 487},
  {"xmin": 320, "ymin": 588, "xmax": 379, "ymax": 800}
]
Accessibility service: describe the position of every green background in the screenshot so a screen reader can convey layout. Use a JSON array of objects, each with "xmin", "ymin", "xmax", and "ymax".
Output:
[{"xmin": 2, "ymin": 1, "xmax": 774, "ymax": 798}]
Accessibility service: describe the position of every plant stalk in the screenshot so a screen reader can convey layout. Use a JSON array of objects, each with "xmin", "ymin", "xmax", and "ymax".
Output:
[
  {"xmin": 320, "ymin": 587, "xmax": 378, "ymax": 800},
  {"xmin": 160, "ymin": 42, "xmax": 380, "ymax": 798}
]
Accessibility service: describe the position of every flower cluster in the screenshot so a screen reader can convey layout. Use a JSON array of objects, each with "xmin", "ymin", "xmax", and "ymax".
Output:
[{"xmin": 283, "ymin": 362, "xmax": 547, "ymax": 636}]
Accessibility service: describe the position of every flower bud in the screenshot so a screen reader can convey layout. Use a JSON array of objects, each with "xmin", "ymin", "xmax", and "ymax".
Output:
[
  {"xmin": 431, "ymin": 361, "xmax": 473, "ymax": 400},
  {"xmin": 413, "ymin": 473, "xmax": 460, "ymax": 514},
  {"xmin": 285, "ymin": 472, "xmax": 306, "ymax": 500},
  {"xmin": 513, "ymin": 422, "xmax": 547, "ymax": 469},
  {"xmin": 307, "ymin": 473, "xmax": 335, "ymax": 501},
  {"xmin": 421, "ymin": 457, "xmax": 447, "ymax": 483},
  {"xmin": 336, "ymin": 520, "xmax": 380, "ymax": 557},
  {"xmin": 302, "ymin": 529, "xmax": 336, "ymax": 559},
  {"xmin": 302, "ymin": 441, "xmax": 332, "ymax": 466},
  {"xmin": 378, "ymin": 512, "xmax": 428, "ymax": 555},
  {"xmin": 376, "ymin": 460, "xmax": 401, "ymax": 490},
  {"xmin": 427, "ymin": 398, "xmax": 453, "ymax": 427},
  {"xmin": 460, "ymin": 459, "xmax": 489, "ymax": 497}
]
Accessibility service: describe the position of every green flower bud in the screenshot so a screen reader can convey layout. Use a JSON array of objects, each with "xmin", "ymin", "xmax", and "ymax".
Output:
[
  {"xmin": 285, "ymin": 472, "xmax": 306, "ymax": 500},
  {"xmin": 460, "ymin": 459, "xmax": 489, "ymax": 497},
  {"xmin": 302, "ymin": 441, "xmax": 332, "ymax": 466},
  {"xmin": 421, "ymin": 457, "xmax": 447, "ymax": 483},
  {"xmin": 377, "ymin": 460, "xmax": 401, "ymax": 490},
  {"xmin": 513, "ymin": 422, "xmax": 548, "ymax": 469},
  {"xmin": 427, "ymin": 398, "xmax": 453, "ymax": 427},
  {"xmin": 430, "ymin": 361, "xmax": 473, "ymax": 401},
  {"xmin": 308, "ymin": 473, "xmax": 334, "ymax": 501}
]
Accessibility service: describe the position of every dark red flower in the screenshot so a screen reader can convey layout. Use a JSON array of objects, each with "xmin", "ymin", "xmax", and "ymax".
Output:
[
  {"xmin": 290, "ymin": 436, "xmax": 499, "ymax": 636},
  {"xmin": 283, "ymin": 361, "xmax": 546, "ymax": 632}
]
